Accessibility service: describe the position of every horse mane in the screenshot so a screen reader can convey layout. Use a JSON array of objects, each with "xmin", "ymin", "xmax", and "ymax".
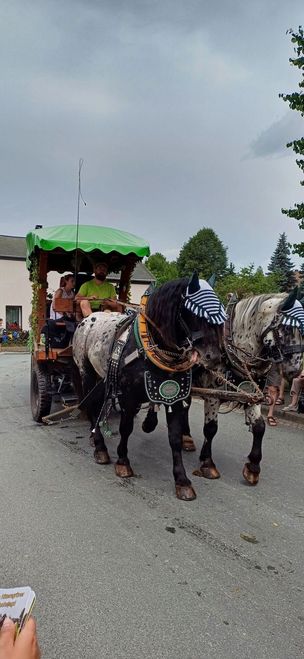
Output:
[
  {"xmin": 235, "ymin": 292, "xmax": 286, "ymax": 319},
  {"xmin": 146, "ymin": 278, "xmax": 189, "ymax": 347}
]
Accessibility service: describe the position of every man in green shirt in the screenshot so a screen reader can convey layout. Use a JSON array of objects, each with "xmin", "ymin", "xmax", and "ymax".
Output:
[{"xmin": 75, "ymin": 262, "xmax": 122, "ymax": 317}]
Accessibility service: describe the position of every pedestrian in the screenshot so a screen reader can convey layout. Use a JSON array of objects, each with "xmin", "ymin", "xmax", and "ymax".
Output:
[
  {"xmin": 283, "ymin": 357, "xmax": 304, "ymax": 412},
  {"xmin": 275, "ymin": 376, "xmax": 286, "ymax": 406},
  {"xmin": 265, "ymin": 362, "xmax": 282, "ymax": 426}
]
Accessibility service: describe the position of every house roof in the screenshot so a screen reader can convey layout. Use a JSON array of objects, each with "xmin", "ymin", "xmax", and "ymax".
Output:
[
  {"xmin": 0, "ymin": 235, "xmax": 27, "ymax": 259},
  {"xmin": 0, "ymin": 234, "xmax": 155, "ymax": 283},
  {"xmin": 108, "ymin": 261, "xmax": 155, "ymax": 283}
]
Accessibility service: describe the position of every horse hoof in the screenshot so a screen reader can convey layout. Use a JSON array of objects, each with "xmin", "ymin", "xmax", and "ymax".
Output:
[
  {"xmin": 193, "ymin": 464, "xmax": 220, "ymax": 479},
  {"xmin": 182, "ymin": 435, "xmax": 196, "ymax": 452},
  {"xmin": 243, "ymin": 464, "xmax": 259, "ymax": 486},
  {"xmin": 175, "ymin": 484, "xmax": 197, "ymax": 501},
  {"xmin": 94, "ymin": 450, "xmax": 110, "ymax": 465},
  {"xmin": 115, "ymin": 463, "xmax": 134, "ymax": 478}
]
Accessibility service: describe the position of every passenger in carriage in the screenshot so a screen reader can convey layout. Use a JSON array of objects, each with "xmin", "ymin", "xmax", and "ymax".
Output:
[
  {"xmin": 75, "ymin": 261, "xmax": 122, "ymax": 317},
  {"xmin": 50, "ymin": 274, "xmax": 75, "ymax": 320}
]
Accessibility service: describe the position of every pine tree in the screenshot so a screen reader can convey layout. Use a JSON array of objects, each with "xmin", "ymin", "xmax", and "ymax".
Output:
[
  {"xmin": 267, "ymin": 233, "xmax": 296, "ymax": 291},
  {"xmin": 280, "ymin": 26, "xmax": 304, "ymax": 257},
  {"xmin": 298, "ymin": 261, "xmax": 304, "ymax": 296}
]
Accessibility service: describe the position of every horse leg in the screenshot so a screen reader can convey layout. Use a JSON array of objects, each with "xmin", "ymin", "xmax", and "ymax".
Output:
[
  {"xmin": 194, "ymin": 397, "xmax": 220, "ymax": 479},
  {"xmin": 142, "ymin": 404, "xmax": 159, "ymax": 433},
  {"xmin": 243, "ymin": 404, "xmax": 265, "ymax": 485},
  {"xmin": 81, "ymin": 364, "xmax": 110, "ymax": 465},
  {"xmin": 115, "ymin": 400, "xmax": 138, "ymax": 478},
  {"xmin": 181, "ymin": 396, "xmax": 196, "ymax": 452},
  {"xmin": 166, "ymin": 403, "xmax": 196, "ymax": 501}
]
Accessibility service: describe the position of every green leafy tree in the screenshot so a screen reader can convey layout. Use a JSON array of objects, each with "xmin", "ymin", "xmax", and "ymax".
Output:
[
  {"xmin": 280, "ymin": 26, "xmax": 304, "ymax": 257},
  {"xmin": 145, "ymin": 252, "xmax": 178, "ymax": 286},
  {"xmin": 176, "ymin": 228, "xmax": 228, "ymax": 279},
  {"xmin": 267, "ymin": 232, "xmax": 296, "ymax": 291},
  {"xmin": 215, "ymin": 265, "xmax": 280, "ymax": 302}
]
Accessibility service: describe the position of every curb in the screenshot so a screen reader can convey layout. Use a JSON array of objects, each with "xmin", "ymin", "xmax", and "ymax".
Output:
[{"xmin": 261, "ymin": 404, "xmax": 304, "ymax": 426}]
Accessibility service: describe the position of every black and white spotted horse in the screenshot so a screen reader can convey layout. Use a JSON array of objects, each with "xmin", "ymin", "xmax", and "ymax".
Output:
[
  {"xmin": 144, "ymin": 288, "xmax": 304, "ymax": 486},
  {"xmin": 72, "ymin": 275, "xmax": 226, "ymax": 501}
]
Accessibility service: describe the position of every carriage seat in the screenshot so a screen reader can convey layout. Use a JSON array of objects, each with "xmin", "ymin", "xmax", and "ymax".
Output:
[{"xmin": 41, "ymin": 318, "xmax": 76, "ymax": 349}]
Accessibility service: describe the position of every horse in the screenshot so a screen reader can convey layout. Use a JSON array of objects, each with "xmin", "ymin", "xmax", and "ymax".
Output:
[
  {"xmin": 72, "ymin": 275, "xmax": 226, "ymax": 501},
  {"xmin": 143, "ymin": 288, "xmax": 304, "ymax": 486}
]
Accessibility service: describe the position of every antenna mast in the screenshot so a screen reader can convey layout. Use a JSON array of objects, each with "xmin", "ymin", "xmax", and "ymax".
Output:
[{"xmin": 74, "ymin": 158, "xmax": 86, "ymax": 282}]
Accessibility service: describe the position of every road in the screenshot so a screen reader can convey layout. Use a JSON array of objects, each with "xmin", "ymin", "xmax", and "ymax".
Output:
[{"xmin": 1, "ymin": 353, "xmax": 304, "ymax": 659}]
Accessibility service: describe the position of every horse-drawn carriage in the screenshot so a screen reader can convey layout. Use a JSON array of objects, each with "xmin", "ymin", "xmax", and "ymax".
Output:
[
  {"xmin": 26, "ymin": 224, "xmax": 304, "ymax": 500},
  {"xmin": 26, "ymin": 224, "xmax": 150, "ymax": 422}
]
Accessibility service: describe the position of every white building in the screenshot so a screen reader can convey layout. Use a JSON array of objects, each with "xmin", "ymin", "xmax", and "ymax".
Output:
[{"xmin": 0, "ymin": 234, "xmax": 155, "ymax": 330}]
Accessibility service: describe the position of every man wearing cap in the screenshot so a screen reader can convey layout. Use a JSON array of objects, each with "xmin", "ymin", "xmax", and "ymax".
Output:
[{"xmin": 75, "ymin": 262, "xmax": 122, "ymax": 317}]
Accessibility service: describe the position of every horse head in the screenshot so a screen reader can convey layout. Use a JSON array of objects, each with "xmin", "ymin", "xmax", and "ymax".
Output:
[
  {"xmin": 260, "ymin": 288, "xmax": 304, "ymax": 379},
  {"xmin": 146, "ymin": 273, "xmax": 225, "ymax": 370}
]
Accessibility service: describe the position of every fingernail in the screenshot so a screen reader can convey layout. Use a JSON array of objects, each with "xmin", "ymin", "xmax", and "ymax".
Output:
[{"xmin": 2, "ymin": 617, "xmax": 13, "ymax": 628}]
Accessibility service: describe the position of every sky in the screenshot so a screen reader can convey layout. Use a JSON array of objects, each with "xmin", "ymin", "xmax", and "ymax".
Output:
[{"xmin": 0, "ymin": 0, "xmax": 303, "ymax": 271}]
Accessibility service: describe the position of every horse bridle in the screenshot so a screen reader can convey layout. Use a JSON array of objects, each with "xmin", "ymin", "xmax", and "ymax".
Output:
[{"xmin": 261, "ymin": 314, "xmax": 304, "ymax": 360}]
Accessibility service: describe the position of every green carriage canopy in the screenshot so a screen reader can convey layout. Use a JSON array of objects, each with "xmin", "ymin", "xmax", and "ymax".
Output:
[{"xmin": 26, "ymin": 224, "xmax": 150, "ymax": 271}]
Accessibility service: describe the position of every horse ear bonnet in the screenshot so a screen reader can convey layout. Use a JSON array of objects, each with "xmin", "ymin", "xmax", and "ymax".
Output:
[
  {"xmin": 184, "ymin": 276, "xmax": 227, "ymax": 325},
  {"xmin": 208, "ymin": 273, "xmax": 217, "ymax": 288},
  {"xmin": 188, "ymin": 272, "xmax": 200, "ymax": 294},
  {"xmin": 280, "ymin": 287, "xmax": 298, "ymax": 312},
  {"xmin": 280, "ymin": 288, "xmax": 304, "ymax": 334}
]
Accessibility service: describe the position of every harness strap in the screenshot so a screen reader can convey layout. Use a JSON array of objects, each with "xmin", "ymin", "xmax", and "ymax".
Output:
[
  {"xmin": 135, "ymin": 315, "xmax": 179, "ymax": 372},
  {"xmin": 134, "ymin": 294, "xmax": 196, "ymax": 373}
]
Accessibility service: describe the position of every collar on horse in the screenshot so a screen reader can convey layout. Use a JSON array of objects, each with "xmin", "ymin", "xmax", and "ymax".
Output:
[{"xmin": 134, "ymin": 294, "xmax": 194, "ymax": 373}]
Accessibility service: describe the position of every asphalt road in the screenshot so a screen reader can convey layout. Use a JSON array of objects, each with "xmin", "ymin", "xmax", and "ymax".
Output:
[{"xmin": 1, "ymin": 353, "xmax": 304, "ymax": 659}]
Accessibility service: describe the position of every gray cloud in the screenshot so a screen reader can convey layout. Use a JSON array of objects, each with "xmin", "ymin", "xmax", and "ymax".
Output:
[
  {"xmin": 0, "ymin": 0, "xmax": 303, "ymax": 272},
  {"xmin": 248, "ymin": 112, "xmax": 303, "ymax": 158}
]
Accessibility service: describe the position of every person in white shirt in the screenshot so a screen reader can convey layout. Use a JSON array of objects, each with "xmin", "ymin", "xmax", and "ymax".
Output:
[{"xmin": 50, "ymin": 274, "xmax": 75, "ymax": 320}]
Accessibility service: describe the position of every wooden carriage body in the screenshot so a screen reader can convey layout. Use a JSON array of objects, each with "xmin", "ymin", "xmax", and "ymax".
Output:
[{"xmin": 26, "ymin": 224, "xmax": 150, "ymax": 421}]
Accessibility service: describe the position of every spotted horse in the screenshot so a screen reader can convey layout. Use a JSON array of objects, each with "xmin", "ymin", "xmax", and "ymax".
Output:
[
  {"xmin": 72, "ymin": 274, "xmax": 226, "ymax": 501},
  {"xmin": 143, "ymin": 287, "xmax": 304, "ymax": 486}
]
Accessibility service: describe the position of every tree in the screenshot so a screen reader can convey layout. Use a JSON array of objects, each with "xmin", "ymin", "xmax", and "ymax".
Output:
[
  {"xmin": 227, "ymin": 262, "xmax": 236, "ymax": 275},
  {"xmin": 215, "ymin": 265, "xmax": 280, "ymax": 302},
  {"xmin": 298, "ymin": 261, "xmax": 304, "ymax": 296},
  {"xmin": 145, "ymin": 252, "xmax": 178, "ymax": 286},
  {"xmin": 267, "ymin": 232, "xmax": 296, "ymax": 291},
  {"xmin": 176, "ymin": 228, "xmax": 228, "ymax": 279},
  {"xmin": 280, "ymin": 26, "xmax": 304, "ymax": 257}
]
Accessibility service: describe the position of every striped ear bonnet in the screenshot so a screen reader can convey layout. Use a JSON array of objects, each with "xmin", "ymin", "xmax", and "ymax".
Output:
[
  {"xmin": 184, "ymin": 274, "xmax": 227, "ymax": 325},
  {"xmin": 281, "ymin": 299, "xmax": 304, "ymax": 334}
]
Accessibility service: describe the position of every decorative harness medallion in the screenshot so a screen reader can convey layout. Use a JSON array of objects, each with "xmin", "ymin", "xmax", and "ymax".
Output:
[{"xmin": 144, "ymin": 368, "xmax": 192, "ymax": 406}]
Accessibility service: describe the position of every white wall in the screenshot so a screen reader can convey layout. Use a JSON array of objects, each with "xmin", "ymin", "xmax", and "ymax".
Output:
[
  {"xmin": 0, "ymin": 260, "xmax": 32, "ymax": 330},
  {"xmin": 129, "ymin": 282, "xmax": 149, "ymax": 304},
  {"xmin": 0, "ymin": 260, "xmax": 149, "ymax": 329}
]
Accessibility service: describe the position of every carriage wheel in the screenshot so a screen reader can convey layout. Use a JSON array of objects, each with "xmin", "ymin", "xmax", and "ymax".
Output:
[{"xmin": 30, "ymin": 361, "xmax": 52, "ymax": 422}]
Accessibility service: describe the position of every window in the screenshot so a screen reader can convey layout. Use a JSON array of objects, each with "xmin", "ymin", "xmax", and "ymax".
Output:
[{"xmin": 6, "ymin": 306, "xmax": 22, "ymax": 329}]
